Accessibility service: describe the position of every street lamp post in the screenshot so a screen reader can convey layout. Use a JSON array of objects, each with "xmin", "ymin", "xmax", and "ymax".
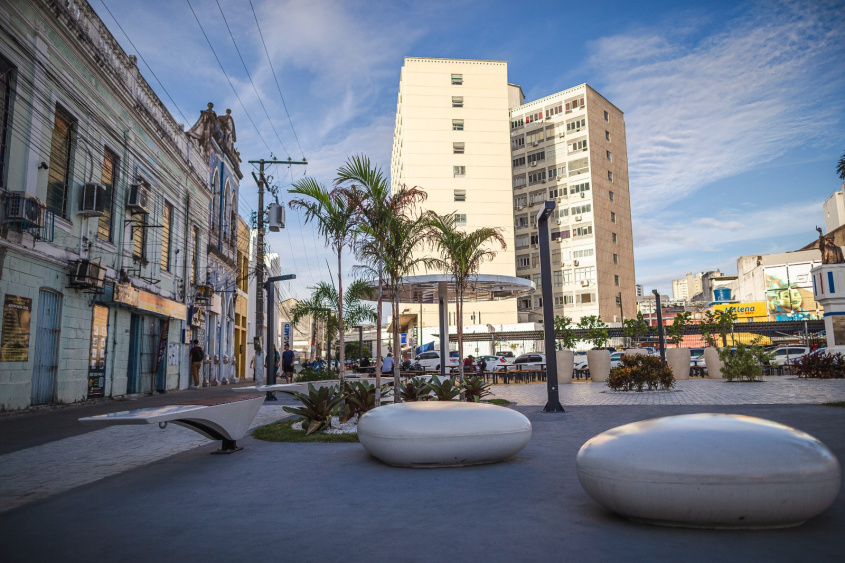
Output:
[
  {"xmin": 265, "ymin": 274, "xmax": 296, "ymax": 400},
  {"xmin": 538, "ymin": 200, "xmax": 564, "ymax": 413},
  {"xmin": 652, "ymin": 289, "xmax": 667, "ymax": 365}
]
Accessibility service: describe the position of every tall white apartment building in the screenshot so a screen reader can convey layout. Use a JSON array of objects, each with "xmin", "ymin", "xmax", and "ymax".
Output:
[
  {"xmin": 509, "ymin": 84, "xmax": 636, "ymax": 323},
  {"xmin": 391, "ymin": 58, "xmax": 519, "ymax": 333}
]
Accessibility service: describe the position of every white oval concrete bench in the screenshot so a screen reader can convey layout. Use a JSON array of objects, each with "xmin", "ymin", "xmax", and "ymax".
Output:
[
  {"xmin": 357, "ymin": 401, "xmax": 531, "ymax": 468},
  {"xmin": 79, "ymin": 395, "xmax": 264, "ymax": 454},
  {"xmin": 575, "ymin": 414, "xmax": 841, "ymax": 529}
]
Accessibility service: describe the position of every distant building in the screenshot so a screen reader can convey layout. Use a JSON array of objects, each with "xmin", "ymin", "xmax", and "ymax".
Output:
[
  {"xmin": 823, "ymin": 184, "xmax": 845, "ymax": 233},
  {"xmin": 672, "ymin": 272, "xmax": 703, "ymax": 301},
  {"xmin": 635, "ymin": 284, "xmax": 644, "ymax": 298}
]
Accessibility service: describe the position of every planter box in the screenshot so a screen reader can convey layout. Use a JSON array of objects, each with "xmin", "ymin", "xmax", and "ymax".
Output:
[
  {"xmin": 667, "ymin": 348, "xmax": 691, "ymax": 380},
  {"xmin": 587, "ymin": 349, "xmax": 611, "ymax": 382}
]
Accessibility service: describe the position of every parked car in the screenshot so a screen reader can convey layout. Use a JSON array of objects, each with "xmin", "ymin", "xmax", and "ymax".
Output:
[
  {"xmin": 513, "ymin": 353, "xmax": 546, "ymax": 370},
  {"xmin": 610, "ymin": 351, "xmax": 625, "ymax": 368},
  {"xmin": 413, "ymin": 350, "xmax": 460, "ymax": 371},
  {"xmin": 767, "ymin": 346, "xmax": 811, "ymax": 366},
  {"xmin": 496, "ymin": 350, "xmax": 516, "ymax": 359},
  {"xmin": 476, "ymin": 355, "xmax": 509, "ymax": 372}
]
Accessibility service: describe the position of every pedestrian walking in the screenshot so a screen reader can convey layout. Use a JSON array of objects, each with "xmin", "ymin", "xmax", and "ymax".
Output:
[
  {"xmin": 282, "ymin": 344, "xmax": 295, "ymax": 383},
  {"xmin": 381, "ymin": 353, "xmax": 394, "ymax": 375},
  {"xmin": 188, "ymin": 340, "xmax": 204, "ymax": 389}
]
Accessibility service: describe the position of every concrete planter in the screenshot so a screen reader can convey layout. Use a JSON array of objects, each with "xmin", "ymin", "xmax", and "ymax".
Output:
[
  {"xmin": 704, "ymin": 348, "xmax": 723, "ymax": 379},
  {"xmin": 556, "ymin": 350, "xmax": 574, "ymax": 384},
  {"xmin": 587, "ymin": 350, "xmax": 611, "ymax": 382},
  {"xmin": 667, "ymin": 348, "xmax": 691, "ymax": 380},
  {"xmin": 624, "ymin": 348, "xmax": 647, "ymax": 357}
]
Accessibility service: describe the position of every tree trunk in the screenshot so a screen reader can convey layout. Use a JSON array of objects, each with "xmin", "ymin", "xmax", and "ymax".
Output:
[
  {"xmin": 337, "ymin": 249, "xmax": 345, "ymax": 385},
  {"xmin": 375, "ymin": 268, "xmax": 383, "ymax": 406},
  {"xmin": 393, "ymin": 290, "xmax": 402, "ymax": 402},
  {"xmin": 457, "ymin": 283, "xmax": 466, "ymax": 400}
]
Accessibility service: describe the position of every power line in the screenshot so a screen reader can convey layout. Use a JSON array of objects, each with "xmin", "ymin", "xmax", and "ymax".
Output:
[
  {"xmin": 248, "ymin": 0, "xmax": 305, "ymax": 159},
  {"xmin": 214, "ymin": 0, "xmax": 289, "ymax": 159},
  {"xmin": 184, "ymin": 0, "xmax": 274, "ymax": 157}
]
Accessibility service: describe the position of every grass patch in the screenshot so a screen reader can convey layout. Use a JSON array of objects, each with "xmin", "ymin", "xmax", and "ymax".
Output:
[
  {"xmin": 484, "ymin": 398, "xmax": 512, "ymax": 407},
  {"xmin": 822, "ymin": 401, "xmax": 845, "ymax": 408},
  {"xmin": 252, "ymin": 418, "xmax": 359, "ymax": 443}
]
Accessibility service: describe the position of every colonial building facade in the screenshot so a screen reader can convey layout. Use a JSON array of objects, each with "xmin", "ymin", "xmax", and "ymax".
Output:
[{"xmin": 0, "ymin": 0, "xmax": 248, "ymax": 410}]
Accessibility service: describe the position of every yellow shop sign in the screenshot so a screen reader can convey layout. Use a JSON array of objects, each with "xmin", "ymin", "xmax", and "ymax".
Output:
[{"xmin": 714, "ymin": 302, "xmax": 767, "ymax": 320}]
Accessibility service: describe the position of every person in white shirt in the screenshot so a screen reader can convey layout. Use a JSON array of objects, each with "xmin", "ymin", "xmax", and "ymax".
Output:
[{"xmin": 381, "ymin": 353, "xmax": 394, "ymax": 375}]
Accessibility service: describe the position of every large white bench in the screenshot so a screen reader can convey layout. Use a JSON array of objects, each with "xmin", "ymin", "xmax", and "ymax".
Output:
[
  {"xmin": 79, "ymin": 395, "xmax": 265, "ymax": 454},
  {"xmin": 357, "ymin": 401, "xmax": 532, "ymax": 468},
  {"xmin": 575, "ymin": 413, "xmax": 841, "ymax": 528}
]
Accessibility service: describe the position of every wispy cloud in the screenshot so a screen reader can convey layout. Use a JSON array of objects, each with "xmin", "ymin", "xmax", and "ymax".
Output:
[{"xmin": 589, "ymin": 0, "xmax": 845, "ymax": 215}]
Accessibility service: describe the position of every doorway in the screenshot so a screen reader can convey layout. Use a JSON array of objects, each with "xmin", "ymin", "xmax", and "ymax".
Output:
[{"xmin": 31, "ymin": 290, "xmax": 62, "ymax": 405}]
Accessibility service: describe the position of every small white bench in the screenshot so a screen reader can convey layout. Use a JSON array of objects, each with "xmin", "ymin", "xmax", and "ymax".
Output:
[{"xmin": 79, "ymin": 395, "xmax": 265, "ymax": 454}]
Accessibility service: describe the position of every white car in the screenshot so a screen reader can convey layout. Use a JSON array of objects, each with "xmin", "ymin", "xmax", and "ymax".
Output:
[
  {"xmin": 475, "ymin": 355, "xmax": 510, "ymax": 372},
  {"xmin": 767, "ymin": 346, "xmax": 811, "ymax": 366},
  {"xmin": 413, "ymin": 350, "xmax": 460, "ymax": 371},
  {"xmin": 513, "ymin": 353, "xmax": 546, "ymax": 370},
  {"xmin": 575, "ymin": 351, "xmax": 624, "ymax": 370}
]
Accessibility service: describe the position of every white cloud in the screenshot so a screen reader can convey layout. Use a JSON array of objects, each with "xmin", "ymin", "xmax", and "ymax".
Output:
[{"xmin": 589, "ymin": 0, "xmax": 845, "ymax": 215}]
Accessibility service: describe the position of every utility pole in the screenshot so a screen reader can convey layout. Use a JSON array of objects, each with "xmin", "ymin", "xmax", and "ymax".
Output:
[{"xmin": 249, "ymin": 158, "xmax": 307, "ymax": 384}]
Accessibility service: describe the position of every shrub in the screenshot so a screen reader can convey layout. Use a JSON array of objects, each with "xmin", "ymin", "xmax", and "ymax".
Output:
[
  {"xmin": 280, "ymin": 383, "xmax": 344, "ymax": 435},
  {"xmin": 622, "ymin": 312, "xmax": 651, "ymax": 347},
  {"xmin": 794, "ymin": 352, "xmax": 845, "ymax": 379},
  {"xmin": 666, "ymin": 311, "xmax": 691, "ymax": 347},
  {"xmin": 424, "ymin": 375, "xmax": 462, "ymax": 401},
  {"xmin": 554, "ymin": 315, "xmax": 579, "ymax": 350},
  {"xmin": 607, "ymin": 354, "xmax": 674, "ymax": 392},
  {"xmin": 719, "ymin": 342, "xmax": 771, "ymax": 382},
  {"xmin": 578, "ymin": 315, "xmax": 609, "ymax": 348},
  {"xmin": 400, "ymin": 377, "xmax": 430, "ymax": 402},
  {"xmin": 340, "ymin": 380, "xmax": 393, "ymax": 423},
  {"xmin": 294, "ymin": 367, "xmax": 339, "ymax": 382},
  {"xmin": 463, "ymin": 375, "xmax": 493, "ymax": 402}
]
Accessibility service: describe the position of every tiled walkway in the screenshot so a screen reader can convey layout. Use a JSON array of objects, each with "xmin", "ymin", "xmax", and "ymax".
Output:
[{"xmin": 491, "ymin": 377, "xmax": 845, "ymax": 406}]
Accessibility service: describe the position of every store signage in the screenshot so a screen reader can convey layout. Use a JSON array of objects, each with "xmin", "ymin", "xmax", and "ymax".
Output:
[
  {"xmin": 283, "ymin": 323, "xmax": 291, "ymax": 348},
  {"xmin": 0, "ymin": 295, "xmax": 32, "ymax": 362},
  {"xmin": 713, "ymin": 301, "xmax": 767, "ymax": 320},
  {"xmin": 114, "ymin": 283, "xmax": 187, "ymax": 320}
]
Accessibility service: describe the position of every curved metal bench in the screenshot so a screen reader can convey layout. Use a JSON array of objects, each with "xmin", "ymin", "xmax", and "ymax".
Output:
[{"xmin": 79, "ymin": 395, "xmax": 264, "ymax": 454}]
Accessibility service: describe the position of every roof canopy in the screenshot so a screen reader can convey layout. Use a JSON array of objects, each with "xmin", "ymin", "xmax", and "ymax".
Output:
[{"xmin": 378, "ymin": 274, "xmax": 535, "ymax": 303}]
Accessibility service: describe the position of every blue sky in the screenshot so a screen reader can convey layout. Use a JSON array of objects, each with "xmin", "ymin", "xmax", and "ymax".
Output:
[{"xmin": 98, "ymin": 0, "xmax": 845, "ymax": 301}]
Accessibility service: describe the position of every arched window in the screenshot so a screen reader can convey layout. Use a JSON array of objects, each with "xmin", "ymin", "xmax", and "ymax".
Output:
[
  {"xmin": 223, "ymin": 180, "xmax": 231, "ymax": 235},
  {"xmin": 211, "ymin": 170, "xmax": 219, "ymax": 232}
]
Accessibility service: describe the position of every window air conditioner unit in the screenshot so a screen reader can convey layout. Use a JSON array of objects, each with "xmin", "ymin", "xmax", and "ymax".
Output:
[
  {"xmin": 573, "ymin": 260, "xmax": 579, "ymax": 266},
  {"xmin": 581, "ymin": 192, "xmax": 586, "ymax": 198},
  {"xmin": 268, "ymin": 203, "xmax": 285, "ymax": 231},
  {"xmin": 127, "ymin": 182, "xmax": 151, "ymax": 215},
  {"xmin": 541, "ymin": 179, "xmax": 547, "ymax": 183},
  {"xmin": 69, "ymin": 259, "xmax": 106, "ymax": 289},
  {"xmin": 581, "ymin": 280, "xmax": 590, "ymax": 287},
  {"xmin": 559, "ymin": 133, "xmax": 565, "ymax": 137},
  {"xmin": 575, "ymin": 215, "xmax": 582, "ymax": 221},
  {"xmin": 79, "ymin": 183, "xmax": 107, "ymax": 217},
  {"xmin": 532, "ymin": 141, "xmax": 539, "ymax": 147},
  {"xmin": 555, "ymin": 219, "xmax": 562, "ymax": 224},
  {"xmin": 5, "ymin": 192, "xmax": 35, "ymax": 221},
  {"xmin": 194, "ymin": 283, "xmax": 214, "ymax": 305},
  {"xmin": 530, "ymin": 162, "xmax": 537, "ymax": 167}
]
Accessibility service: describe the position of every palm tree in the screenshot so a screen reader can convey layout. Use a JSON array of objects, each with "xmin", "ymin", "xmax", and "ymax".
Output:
[
  {"xmin": 288, "ymin": 179, "xmax": 358, "ymax": 382},
  {"xmin": 426, "ymin": 212, "xmax": 506, "ymax": 386},
  {"xmin": 838, "ymin": 150, "xmax": 845, "ymax": 181},
  {"xmin": 290, "ymin": 280, "xmax": 377, "ymax": 366},
  {"xmin": 336, "ymin": 155, "xmax": 427, "ymax": 400}
]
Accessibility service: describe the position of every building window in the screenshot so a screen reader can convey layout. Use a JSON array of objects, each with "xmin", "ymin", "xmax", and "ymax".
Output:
[
  {"xmin": 609, "ymin": 190, "xmax": 615, "ymax": 202},
  {"xmin": 573, "ymin": 225, "xmax": 593, "ymax": 238},
  {"xmin": 612, "ymin": 232, "xmax": 618, "ymax": 244},
  {"xmin": 451, "ymin": 74, "xmax": 463, "ymax": 85},
  {"xmin": 46, "ymin": 105, "xmax": 76, "ymax": 217},
  {"xmin": 532, "ymin": 273, "xmax": 542, "ymax": 289},
  {"xmin": 191, "ymin": 225, "xmax": 199, "ymax": 284},
  {"xmin": 606, "ymin": 150, "xmax": 612, "ymax": 162},
  {"xmin": 453, "ymin": 142, "xmax": 465, "ymax": 154},
  {"xmin": 534, "ymin": 296, "xmax": 543, "ymax": 308},
  {"xmin": 549, "ymin": 186, "xmax": 566, "ymax": 199},
  {"xmin": 454, "ymin": 189, "xmax": 466, "ymax": 202},
  {"xmin": 526, "ymin": 128, "xmax": 544, "ymax": 145},
  {"xmin": 515, "ymin": 234, "xmax": 529, "ymax": 249},
  {"xmin": 514, "ymin": 194, "xmax": 527, "ymax": 209},
  {"xmin": 611, "ymin": 211, "xmax": 616, "ymax": 223},
  {"xmin": 513, "ymin": 174, "xmax": 526, "ymax": 189},
  {"xmin": 570, "ymin": 181, "xmax": 590, "ymax": 196},
  {"xmin": 608, "ymin": 171, "xmax": 613, "ymax": 182},
  {"xmin": 515, "ymin": 214, "xmax": 528, "ymax": 229},
  {"xmin": 571, "ymin": 203, "xmax": 591, "ymax": 215},
  {"xmin": 133, "ymin": 215, "xmax": 147, "ymax": 263},
  {"xmin": 527, "ymin": 150, "xmax": 545, "ymax": 165},
  {"xmin": 453, "ymin": 165, "xmax": 466, "ymax": 178},
  {"xmin": 566, "ymin": 117, "xmax": 586, "ymax": 132},
  {"xmin": 518, "ymin": 297, "xmax": 531, "ymax": 310},
  {"xmin": 455, "ymin": 213, "xmax": 467, "ymax": 225},
  {"xmin": 568, "ymin": 158, "xmax": 589, "ymax": 176},
  {"xmin": 161, "ymin": 201, "xmax": 173, "ymax": 271},
  {"xmin": 97, "ymin": 148, "xmax": 118, "ymax": 241},
  {"xmin": 525, "ymin": 111, "xmax": 543, "ymax": 124},
  {"xmin": 452, "ymin": 96, "xmax": 463, "ymax": 108},
  {"xmin": 511, "ymin": 117, "xmax": 524, "ymax": 130},
  {"xmin": 565, "ymin": 97, "xmax": 585, "ymax": 112},
  {"xmin": 546, "ymin": 103, "xmax": 563, "ymax": 118},
  {"xmin": 528, "ymin": 171, "xmax": 546, "ymax": 185},
  {"xmin": 0, "ymin": 55, "xmax": 14, "ymax": 189},
  {"xmin": 605, "ymin": 130, "xmax": 611, "ymax": 141},
  {"xmin": 569, "ymin": 139, "xmax": 588, "ymax": 153},
  {"xmin": 516, "ymin": 254, "xmax": 530, "ymax": 269},
  {"xmin": 573, "ymin": 248, "xmax": 594, "ymax": 258},
  {"xmin": 613, "ymin": 253, "xmax": 619, "ymax": 265},
  {"xmin": 512, "ymin": 155, "xmax": 526, "ymax": 168},
  {"xmin": 553, "ymin": 271, "xmax": 563, "ymax": 287},
  {"xmin": 604, "ymin": 110, "xmax": 609, "ymax": 122},
  {"xmin": 614, "ymin": 275, "xmax": 620, "ymax": 286},
  {"xmin": 511, "ymin": 136, "xmax": 525, "ymax": 150},
  {"xmin": 452, "ymin": 119, "xmax": 464, "ymax": 131},
  {"xmin": 578, "ymin": 293, "xmax": 593, "ymax": 304}
]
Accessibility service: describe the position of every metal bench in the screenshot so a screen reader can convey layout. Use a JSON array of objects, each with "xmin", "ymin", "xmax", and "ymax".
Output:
[{"xmin": 78, "ymin": 395, "xmax": 264, "ymax": 454}]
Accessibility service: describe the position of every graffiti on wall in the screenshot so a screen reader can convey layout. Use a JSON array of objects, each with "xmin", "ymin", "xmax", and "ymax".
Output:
[{"xmin": 764, "ymin": 263, "xmax": 821, "ymax": 321}]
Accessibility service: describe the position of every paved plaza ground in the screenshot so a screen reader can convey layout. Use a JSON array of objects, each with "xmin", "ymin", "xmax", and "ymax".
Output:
[{"xmin": 1, "ymin": 377, "xmax": 844, "ymax": 561}]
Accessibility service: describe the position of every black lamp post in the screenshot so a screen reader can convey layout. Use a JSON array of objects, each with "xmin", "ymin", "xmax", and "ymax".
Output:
[
  {"xmin": 265, "ymin": 274, "xmax": 296, "ymax": 400},
  {"xmin": 538, "ymin": 200, "xmax": 564, "ymax": 413},
  {"xmin": 652, "ymin": 289, "xmax": 666, "ymax": 365}
]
